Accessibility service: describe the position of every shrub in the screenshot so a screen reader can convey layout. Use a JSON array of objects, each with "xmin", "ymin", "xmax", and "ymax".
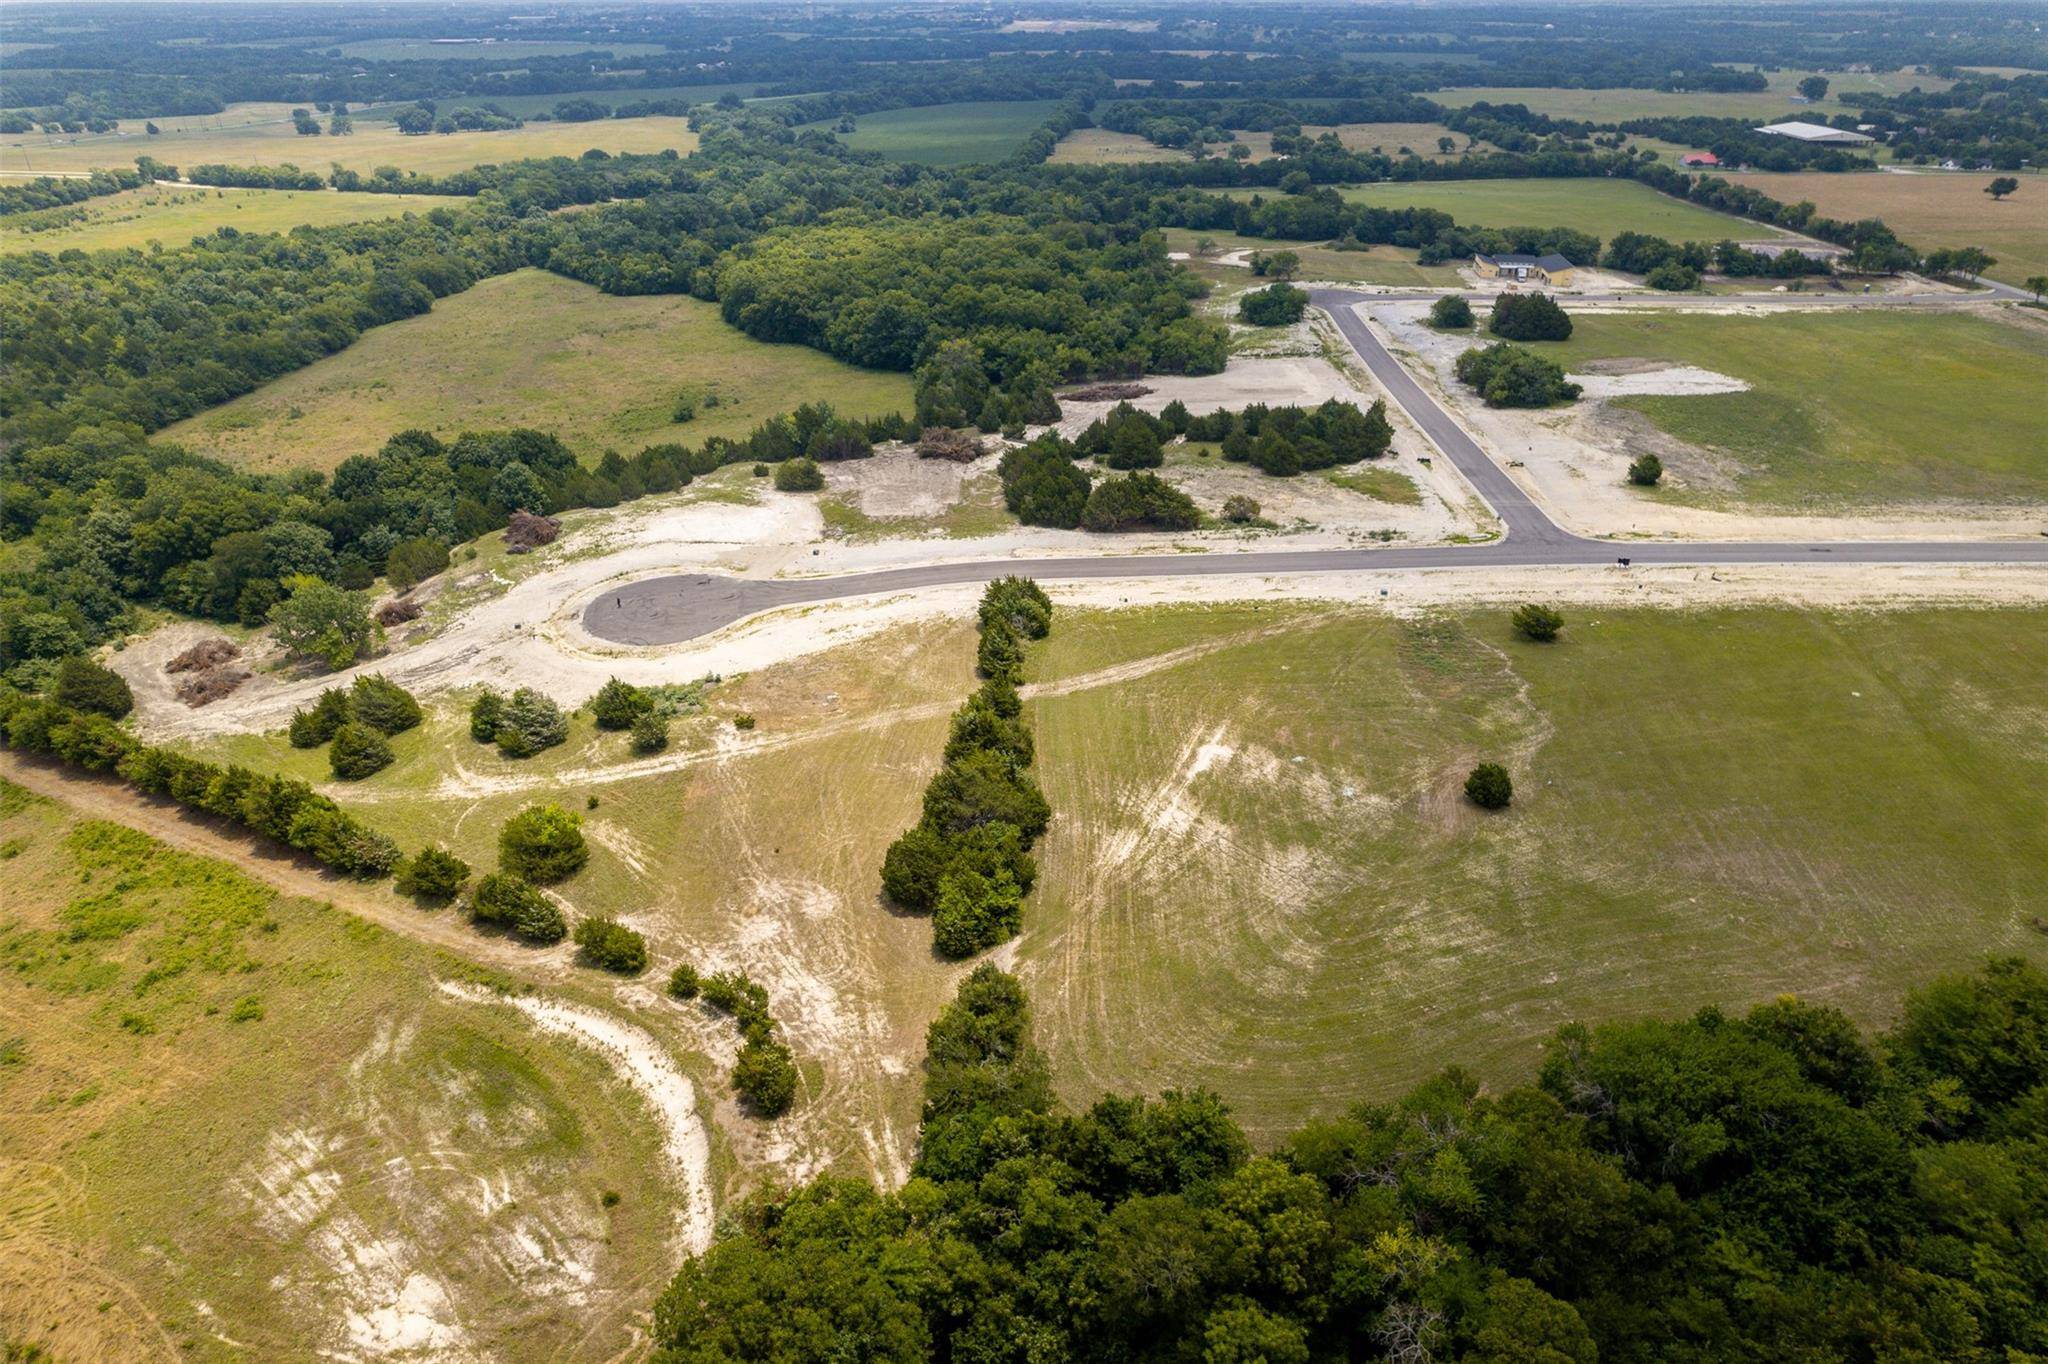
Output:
[
  {"xmin": 1465, "ymin": 762, "xmax": 1513, "ymax": 810},
  {"xmin": 732, "ymin": 1036, "xmax": 799, "ymax": 1117},
  {"xmin": 922, "ymin": 750, "xmax": 1051, "ymax": 841},
  {"xmin": 289, "ymin": 687, "xmax": 354, "ymax": 748},
  {"xmin": 1221, "ymin": 495, "xmax": 1262, "ymax": 523},
  {"xmin": 932, "ymin": 864, "xmax": 1025, "ymax": 958},
  {"xmin": 590, "ymin": 676, "xmax": 652, "ymax": 730},
  {"xmin": 668, "ymin": 963, "xmax": 701, "ymax": 999},
  {"xmin": 773, "ymin": 458, "xmax": 824, "ymax": 492},
  {"xmin": 468, "ymin": 871, "xmax": 568, "ymax": 943},
  {"xmin": 52, "ymin": 657, "xmax": 133, "ymax": 718},
  {"xmin": 944, "ymin": 695, "xmax": 1034, "ymax": 770},
  {"xmin": 328, "ymin": 722, "xmax": 394, "ymax": 780},
  {"xmin": 1080, "ymin": 473, "xmax": 1201, "ymax": 532},
  {"xmin": 1512, "ymin": 603, "xmax": 1564, "ymax": 642},
  {"xmin": 1239, "ymin": 282, "xmax": 1309, "ymax": 326},
  {"xmin": 998, "ymin": 437, "xmax": 1091, "ymax": 528},
  {"xmin": 882, "ymin": 824, "xmax": 955, "ymax": 914},
  {"xmin": 1646, "ymin": 261, "xmax": 1699, "ymax": 292},
  {"xmin": 1488, "ymin": 293, "xmax": 1573, "ymax": 341},
  {"xmin": 495, "ymin": 687, "xmax": 567, "ymax": 758},
  {"xmin": 701, "ymin": 971, "xmax": 773, "ymax": 1036},
  {"xmin": 1628, "ymin": 453, "xmax": 1664, "ymax": 486},
  {"xmin": 1454, "ymin": 344, "xmax": 1582, "ymax": 408},
  {"xmin": 1104, "ymin": 420, "xmax": 1164, "ymax": 470},
  {"xmin": 1429, "ymin": 294, "xmax": 1475, "ymax": 329},
  {"xmin": 574, "ymin": 917, "xmax": 649, "ymax": 974},
  {"xmin": 396, "ymin": 845, "xmax": 471, "ymax": 902},
  {"xmin": 469, "ymin": 688, "xmax": 504, "ymax": 743},
  {"xmin": 733, "ymin": 713, "xmax": 756, "ymax": 731},
  {"xmin": 976, "ymin": 618, "xmax": 1025, "ymax": 684},
  {"xmin": 350, "ymin": 674, "xmax": 421, "ymax": 734},
  {"xmin": 384, "ymin": 536, "xmax": 450, "ymax": 592},
  {"xmin": 630, "ymin": 711, "xmax": 670, "ymax": 753},
  {"xmin": 499, "ymin": 803, "xmax": 588, "ymax": 883},
  {"xmin": 979, "ymin": 577, "xmax": 1052, "ymax": 641}
]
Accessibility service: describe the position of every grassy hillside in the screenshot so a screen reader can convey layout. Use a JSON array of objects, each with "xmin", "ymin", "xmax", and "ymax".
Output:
[
  {"xmin": 0, "ymin": 781, "xmax": 676, "ymax": 1361},
  {"xmin": 1, "ymin": 113, "xmax": 697, "ymax": 177},
  {"xmin": 177, "ymin": 603, "xmax": 2048, "ymax": 1158},
  {"xmin": 1324, "ymin": 177, "xmax": 1778, "ymax": 242},
  {"xmin": 0, "ymin": 182, "xmax": 454, "ymax": 255},
  {"xmin": 159, "ymin": 268, "xmax": 915, "ymax": 473},
  {"xmin": 1543, "ymin": 309, "xmax": 2048, "ymax": 505},
  {"xmin": 1020, "ymin": 603, "xmax": 2048, "ymax": 1139}
]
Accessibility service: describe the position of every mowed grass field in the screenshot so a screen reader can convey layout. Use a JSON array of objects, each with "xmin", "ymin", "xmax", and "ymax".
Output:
[
  {"xmin": 1440, "ymin": 67, "xmax": 1951, "ymax": 123},
  {"xmin": 1541, "ymin": 310, "xmax": 2048, "ymax": 505},
  {"xmin": 159, "ymin": 268, "xmax": 914, "ymax": 472},
  {"xmin": 0, "ymin": 781, "xmax": 675, "ymax": 1361},
  {"xmin": 817, "ymin": 100, "xmax": 1061, "ymax": 165},
  {"xmin": 1019, "ymin": 603, "xmax": 2048, "ymax": 1140},
  {"xmin": 0, "ymin": 113, "xmax": 697, "ymax": 177},
  {"xmin": 1321, "ymin": 177, "xmax": 1779, "ymax": 242},
  {"xmin": 0, "ymin": 182, "xmax": 453, "ymax": 255},
  {"xmin": 1724, "ymin": 170, "xmax": 2048, "ymax": 287}
]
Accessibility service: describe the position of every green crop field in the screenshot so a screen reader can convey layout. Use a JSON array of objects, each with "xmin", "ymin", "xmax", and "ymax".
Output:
[
  {"xmin": 0, "ymin": 781, "xmax": 676, "ymax": 1360},
  {"xmin": 1540, "ymin": 310, "xmax": 2048, "ymax": 505},
  {"xmin": 1018, "ymin": 603, "xmax": 2048, "ymax": 1140},
  {"xmin": 1440, "ymin": 66, "xmax": 1952, "ymax": 123},
  {"xmin": 0, "ymin": 182, "xmax": 453, "ymax": 255},
  {"xmin": 0, "ymin": 113, "xmax": 697, "ymax": 177},
  {"xmin": 1318, "ymin": 178, "xmax": 1779, "ymax": 243},
  {"xmin": 814, "ymin": 100, "xmax": 1062, "ymax": 165},
  {"xmin": 160, "ymin": 268, "xmax": 915, "ymax": 473}
]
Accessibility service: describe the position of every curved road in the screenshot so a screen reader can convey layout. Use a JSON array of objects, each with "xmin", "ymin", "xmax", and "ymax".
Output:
[{"xmin": 584, "ymin": 290, "xmax": 2048, "ymax": 647}]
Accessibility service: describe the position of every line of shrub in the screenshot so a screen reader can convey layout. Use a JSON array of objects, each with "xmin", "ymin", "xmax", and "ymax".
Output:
[
  {"xmin": 882, "ymin": 579, "xmax": 1055, "ymax": 958},
  {"xmin": 0, "ymin": 691, "xmax": 401, "ymax": 877},
  {"xmin": 667, "ymin": 964, "xmax": 799, "ymax": 1118}
]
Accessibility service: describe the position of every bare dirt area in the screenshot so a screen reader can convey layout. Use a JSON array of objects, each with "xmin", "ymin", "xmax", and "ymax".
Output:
[{"xmin": 1367, "ymin": 300, "xmax": 2048, "ymax": 541}]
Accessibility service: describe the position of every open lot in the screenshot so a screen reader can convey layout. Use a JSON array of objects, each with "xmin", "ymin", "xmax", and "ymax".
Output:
[
  {"xmin": 816, "ymin": 100, "xmax": 1061, "ymax": 165},
  {"xmin": 1439, "ymin": 67, "xmax": 1952, "ymax": 123},
  {"xmin": 1020, "ymin": 602, "xmax": 2048, "ymax": 1139},
  {"xmin": 0, "ymin": 780, "xmax": 679, "ymax": 1361},
  {"xmin": 1056, "ymin": 121, "xmax": 1492, "ymax": 165},
  {"xmin": 1724, "ymin": 169, "xmax": 2048, "ymax": 287},
  {"xmin": 158, "ymin": 268, "xmax": 915, "ymax": 473},
  {"xmin": 1, "ymin": 113, "xmax": 698, "ymax": 178},
  {"xmin": 1165, "ymin": 226, "xmax": 1463, "ymax": 287},
  {"xmin": 1318, "ymin": 177, "xmax": 1779, "ymax": 242},
  {"xmin": 1539, "ymin": 309, "xmax": 2048, "ymax": 506},
  {"xmin": 0, "ymin": 182, "xmax": 454, "ymax": 255}
]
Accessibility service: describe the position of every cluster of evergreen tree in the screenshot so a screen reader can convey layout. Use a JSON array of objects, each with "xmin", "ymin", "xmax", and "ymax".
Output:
[
  {"xmin": 651, "ymin": 956, "xmax": 2048, "ymax": 1363},
  {"xmin": 882, "ymin": 579, "xmax": 1053, "ymax": 958},
  {"xmin": 1455, "ymin": 344, "xmax": 1584, "ymax": 409}
]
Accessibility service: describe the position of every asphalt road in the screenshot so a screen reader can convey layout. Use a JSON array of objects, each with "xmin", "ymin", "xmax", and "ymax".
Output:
[{"xmin": 582, "ymin": 291, "xmax": 2048, "ymax": 647}]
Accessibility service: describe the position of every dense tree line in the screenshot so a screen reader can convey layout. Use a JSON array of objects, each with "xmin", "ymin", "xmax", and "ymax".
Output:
[
  {"xmin": 651, "ymin": 955, "xmax": 2048, "ymax": 1363},
  {"xmin": 0, "ymin": 167, "xmax": 150, "ymax": 217},
  {"xmin": 882, "ymin": 579, "xmax": 1053, "ymax": 958}
]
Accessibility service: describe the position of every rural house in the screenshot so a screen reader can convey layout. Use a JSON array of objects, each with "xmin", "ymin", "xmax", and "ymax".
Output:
[{"xmin": 1473, "ymin": 252, "xmax": 1577, "ymax": 286}]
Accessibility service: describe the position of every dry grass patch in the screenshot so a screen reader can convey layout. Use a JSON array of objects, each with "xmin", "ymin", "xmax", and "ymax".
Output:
[
  {"xmin": 0, "ymin": 182, "xmax": 452, "ymax": 255},
  {"xmin": 1723, "ymin": 169, "xmax": 2048, "ymax": 287}
]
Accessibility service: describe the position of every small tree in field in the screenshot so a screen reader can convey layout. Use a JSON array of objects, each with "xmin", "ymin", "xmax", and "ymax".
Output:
[
  {"xmin": 1429, "ymin": 294, "xmax": 1474, "ymax": 329},
  {"xmin": 396, "ymin": 846, "xmax": 471, "ymax": 902},
  {"xmin": 499, "ymin": 803, "xmax": 588, "ymax": 883},
  {"xmin": 1985, "ymin": 177, "xmax": 2020, "ymax": 201},
  {"xmin": 589, "ymin": 676, "xmax": 652, "ymax": 730},
  {"xmin": 328, "ymin": 722, "xmax": 393, "ymax": 780},
  {"xmin": 1465, "ymin": 762, "xmax": 1513, "ymax": 810},
  {"xmin": 1512, "ymin": 603, "xmax": 1564, "ymax": 642},
  {"xmin": 468, "ymin": 872, "xmax": 567, "ymax": 943},
  {"xmin": 495, "ymin": 687, "xmax": 567, "ymax": 757},
  {"xmin": 469, "ymin": 688, "xmax": 503, "ymax": 743},
  {"xmin": 732, "ymin": 1037, "xmax": 799, "ymax": 1117},
  {"xmin": 1627, "ymin": 453, "xmax": 1664, "ymax": 486},
  {"xmin": 268, "ymin": 575, "xmax": 375, "ymax": 670},
  {"xmin": 574, "ymin": 917, "xmax": 649, "ymax": 974},
  {"xmin": 630, "ymin": 711, "xmax": 670, "ymax": 753}
]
